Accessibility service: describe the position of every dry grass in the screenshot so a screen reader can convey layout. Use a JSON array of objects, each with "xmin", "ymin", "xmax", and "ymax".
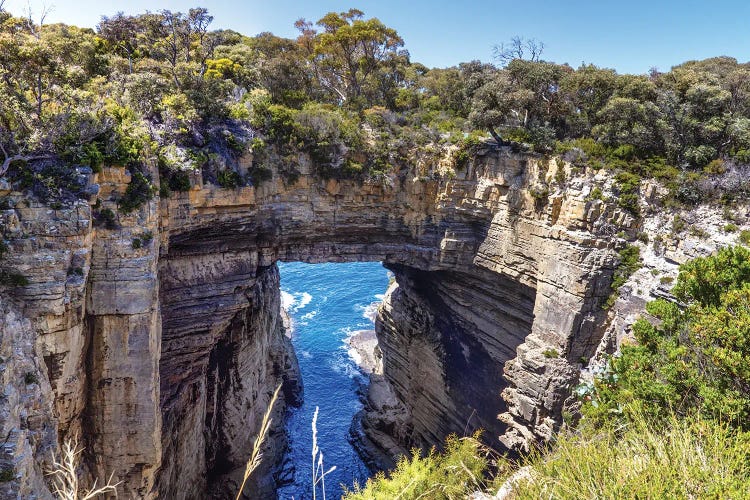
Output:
[
  {"xmin": 311, "ymin": 406, "xmax": 337, "ymax": 500},
  {"xmin": 235, "ymin": 383, "xmax": 282, "ymax": 500},
  {"xmin": 47, "ymin": 439, "xmax": 121, "ymax": 500},
  {"xmin": 498, "ymin": 413, "xmax": 750, "ymax": 499}
]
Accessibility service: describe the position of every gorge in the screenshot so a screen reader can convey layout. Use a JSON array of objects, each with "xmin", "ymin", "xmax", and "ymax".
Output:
[
  {"xmin": 0, "ymin": 145, "xmax": 627, "ymax": 499},
  {"xmin": 2, "ymin": 4, "xmax": 750, "ymax": 497}
]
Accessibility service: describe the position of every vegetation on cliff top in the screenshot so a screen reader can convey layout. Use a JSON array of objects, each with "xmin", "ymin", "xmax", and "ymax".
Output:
[{"xmin": 1, "ymin": 5, "xmax": 750, "ymax": 208}]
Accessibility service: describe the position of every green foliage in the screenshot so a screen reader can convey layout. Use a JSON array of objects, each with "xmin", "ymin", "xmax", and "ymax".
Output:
[
  {"xmin": 497, "ymin": 413, "xmax": 750, "ymax": 499},
  {"xmin": 0, "ymin": 467, "xmax": 14, "ymax": 482},
  {"xmin": 589, "ymin": 246, "xmax": 750, "ymax": 427},
  {"xmin": 249, "ymin": 166, "xmax": 273, "ymax": 185},
  {"xmin": 724, "ymin": 223, "xmax": 739, "ymax": 232},
  {"xmin": 131, "ymin": 232, "xmax": 153, "ymax": 250},
  {"xmin": 585, "ymin": 186, "xmax": 604, "ymax": 202},
  {"xmin": 344, "ymin": 434, "xmax": 487, "ymax": 500},
  {"xmin": 604, "ymin": 245, "xmax": 641, "ymax": 309},
  {"xmin": 741, "ymin": 230, "xmax": 750, "ymax": 245},
  {"xmin": 167, "ymin": 171, "xmax": 192, "ymax": 192},
  {"xmin": 453, "ymin": 135, "xmax": 483, "ymax": 169},
  {"xmin": 614, "ymin": 171, "xmax": 641, "ymax": 216},
  {"xmin": 217, "ymin": 169, "xmax": 242, "ymax": 188},
  {"xmin": 529, "ymin": 185, "xmax": 549, "ymax": 210},
  {"xmin": 118, "ymin": 171, "xmax": 155, "ymax": 213},
  {"xmin": 542, "ymin": 348, "xmax": 559, "ymax": 359},
  {"xmin": 24, "ymin": 372, "xmax": 39, "ymax": 385},
  {"xmin": 94, "ymin": 208, "xmax": 117, "ymax": 230},
  {"xmin": 672, "ymin": 214, "xmax": 687, "ymax": 234},
  {"xmin": 0, "ymin": 270, "xmax": 29, "ymax": 287}
]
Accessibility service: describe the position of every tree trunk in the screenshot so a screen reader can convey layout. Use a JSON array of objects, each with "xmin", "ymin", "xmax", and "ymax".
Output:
[{"xmin": 488, "ymin": 127, "xmax": 504, "ymax": 145}]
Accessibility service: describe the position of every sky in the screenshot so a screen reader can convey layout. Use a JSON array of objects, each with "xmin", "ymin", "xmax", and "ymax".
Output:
[{"xmin": 4, "ymin": 0, "xmax": 750, "ymax": 74}]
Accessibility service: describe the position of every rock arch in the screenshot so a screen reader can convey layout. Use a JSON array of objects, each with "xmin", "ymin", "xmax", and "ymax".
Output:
[{"xmin": 0, "ymin": 148, "xmax": 616, "ymax": 498}]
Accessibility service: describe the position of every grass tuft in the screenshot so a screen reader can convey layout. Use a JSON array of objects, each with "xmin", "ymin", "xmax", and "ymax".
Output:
[{"xmin": 235, "ymin": 383, "xmax": 282, "ymax": 500}]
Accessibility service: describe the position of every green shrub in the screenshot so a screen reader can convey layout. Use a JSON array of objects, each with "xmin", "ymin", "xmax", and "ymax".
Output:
[
  {"xmin": 585, "ymin": 187, "xmax": 604, "ymax": 202},
  {"xmin": 610, "ymin": 143, "xmax": 636, "ymax": 160},
  {"xmin": 132, "ymin": 230, "xmax": 154, "ymax": 250},
  {"xmin": 167, "ymin": 170, "xmax": 192, "ymax": 192},
  {"xmin": 724, "ymin": 223, "xmax": 739, "ymax": 232},
  {"xmin": 704, "ymin": 158, "xmax": 726, "ymax": 174},
  {"xmin": 497, "ymin": 414, "xmax": 750, "ymax": 499},
  {"xmin": 225, "ymin": 132, "xmax": 245, "ymax": 153},
  {"xmin": 217, "ymin": 169, "xmax": 243, "ymax": 188},
  {"xmin": 529, "ymin": 185, "xmax": 549, "ymax": 210},
  {"xmin": 591, "ymin": 246, "xmax": 750, "ymax": 427},
  {"xmin": 24, "ymin": 372, "xmax": 38, "ymax": 385},
  {"xmin": 139, "ymin": 230, "xmax": 154, "ymax": 246},
  {"xmin": 0, "ymin": 467, "xmax": 14, "ymax": 482},
  {"xmin": 542, "ymin": 348, "xmax": 560, "ymax": 359},
  {"xmin": 0, "ymin": 271, "xmax": 29, "ymax": 287},
  {"xmin": 249, "ymin": 166, "xmax": 273, "ymax": 185},
  {"xmin": 614, "ymin": 171, "xmax": 641, "ymax": 216},
  {"xmin": 453, "ymin": 135, "xmax": 483, "ymax": 170},
  {"xmin": 741, "ymin": 230, "xmax": 750, "ymax": 245},
  {"xmin": 344, "ymin": 434, "xmax": 487, "ymax": 500},
  {"xmin": 672, "ymin": 215, "xmax": 686, "ymax": 234},
  {"xmin": 95, "ymin": 208, "xmax": 117, "ymax": 229},
  {"xmin": 554, "ymin": 163, "xmax": 567, "ymax": 185},
  {"xmin": 118, "ymin": 171, "xmax": 155, "ymax": 214},
  {"xmin": 604, "ymin": 245, "xmax": 641, "ymax": 309}
]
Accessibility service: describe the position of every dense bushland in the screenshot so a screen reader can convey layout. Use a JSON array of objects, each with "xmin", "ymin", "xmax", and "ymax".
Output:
[{"xmin": 2, "ymin": 5, "xmax": 750, "ymax": 208}]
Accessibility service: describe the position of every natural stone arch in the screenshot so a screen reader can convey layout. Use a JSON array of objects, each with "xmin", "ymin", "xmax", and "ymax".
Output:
[{"xmin": 0, "ymin": 148, "xmax": 617, "ymax": 499}]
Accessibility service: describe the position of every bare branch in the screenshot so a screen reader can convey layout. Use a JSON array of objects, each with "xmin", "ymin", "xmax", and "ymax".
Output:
[
  {"xmin": 0, "ymin": 155, "xmax": 54, "ymax": 178},
  {"xmin": 47, "ymin": 438, "xmax": 121, "ymax": 499},
  {"xmin": 493, "ymin": 36, "xmax": 545, "ymax": 66}
]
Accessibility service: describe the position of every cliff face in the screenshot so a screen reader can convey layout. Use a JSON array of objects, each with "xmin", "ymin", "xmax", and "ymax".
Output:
[{"xmin": 0, "ymin": 147, "xmax": 627, "ymax": 497}]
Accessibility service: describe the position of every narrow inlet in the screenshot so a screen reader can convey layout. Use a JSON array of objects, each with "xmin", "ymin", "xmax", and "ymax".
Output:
[{"xmin": 276, "ymin": 261, "xmax": 390, "ymax": 499}]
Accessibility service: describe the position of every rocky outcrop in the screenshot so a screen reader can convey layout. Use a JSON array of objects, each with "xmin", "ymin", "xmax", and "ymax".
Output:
[
  {"xmin": 1, "ymin": 146, "xmax": 638, "ymax": 497},
  {"xmin": 0, "ymin": 300, "xmax": 57, "ymax": 500}
]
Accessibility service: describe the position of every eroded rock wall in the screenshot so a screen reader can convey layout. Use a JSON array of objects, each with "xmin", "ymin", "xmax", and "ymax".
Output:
[
  {"xmin": 157, "ymin": 259, "xmax": 301, "ymax": 499},
  {"xmin": 1, "ymin": 146, "xmax": 631, "ymax": 497}
]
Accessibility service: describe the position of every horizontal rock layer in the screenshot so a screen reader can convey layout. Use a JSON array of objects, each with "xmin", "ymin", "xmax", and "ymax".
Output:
[{"xmin": 1, "ymin": 147, "xmax": 627, "ymax": 497}]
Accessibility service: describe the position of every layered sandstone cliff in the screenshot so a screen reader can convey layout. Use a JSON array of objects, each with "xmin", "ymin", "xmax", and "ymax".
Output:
[{"xmin": 0, "ymin": 145, "xmax": 641, "ymax": 498}]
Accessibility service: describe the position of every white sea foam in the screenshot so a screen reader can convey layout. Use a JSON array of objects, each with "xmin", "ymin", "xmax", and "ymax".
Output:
[
  {"xmin": 283, "ymin": 291, "xmax": 314, "ymax": 313},
  {"xmin": 348, "ymin": 347, "xmax": 363, "ymax": 367},
  {"xmin": 330, "ymin": 356, "xmax": 359, "ymax": 379},
  {"xmin": 361, "ymin": 302, "xmax": 380, "ymax": 323},
  {"xmin": 296, "ymin": 292, "xmax": 312, "ymax": 311},
  {"xmin": 301, "ymin": 310, "xmax": 318, "ymax": 321},
  {"xmin": 280, "ymin": 290, "xmax": 295, "ymax": 310}
]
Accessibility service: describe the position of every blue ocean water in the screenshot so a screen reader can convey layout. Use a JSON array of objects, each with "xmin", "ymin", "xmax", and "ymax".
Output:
[{"xmin": 276, "ymin": 261, "xmax": 390, "ymax": 500}]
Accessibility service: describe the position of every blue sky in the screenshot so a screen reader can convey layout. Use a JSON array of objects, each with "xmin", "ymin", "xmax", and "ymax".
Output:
[{"xmin": 4, "ymin": 0, "xmax": 750, "ymax": 74}]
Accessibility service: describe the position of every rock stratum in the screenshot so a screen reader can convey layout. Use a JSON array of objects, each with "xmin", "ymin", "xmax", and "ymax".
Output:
[{"xmin": 1, "ymin": 147, "xmax": 637, "ymax": 498}]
